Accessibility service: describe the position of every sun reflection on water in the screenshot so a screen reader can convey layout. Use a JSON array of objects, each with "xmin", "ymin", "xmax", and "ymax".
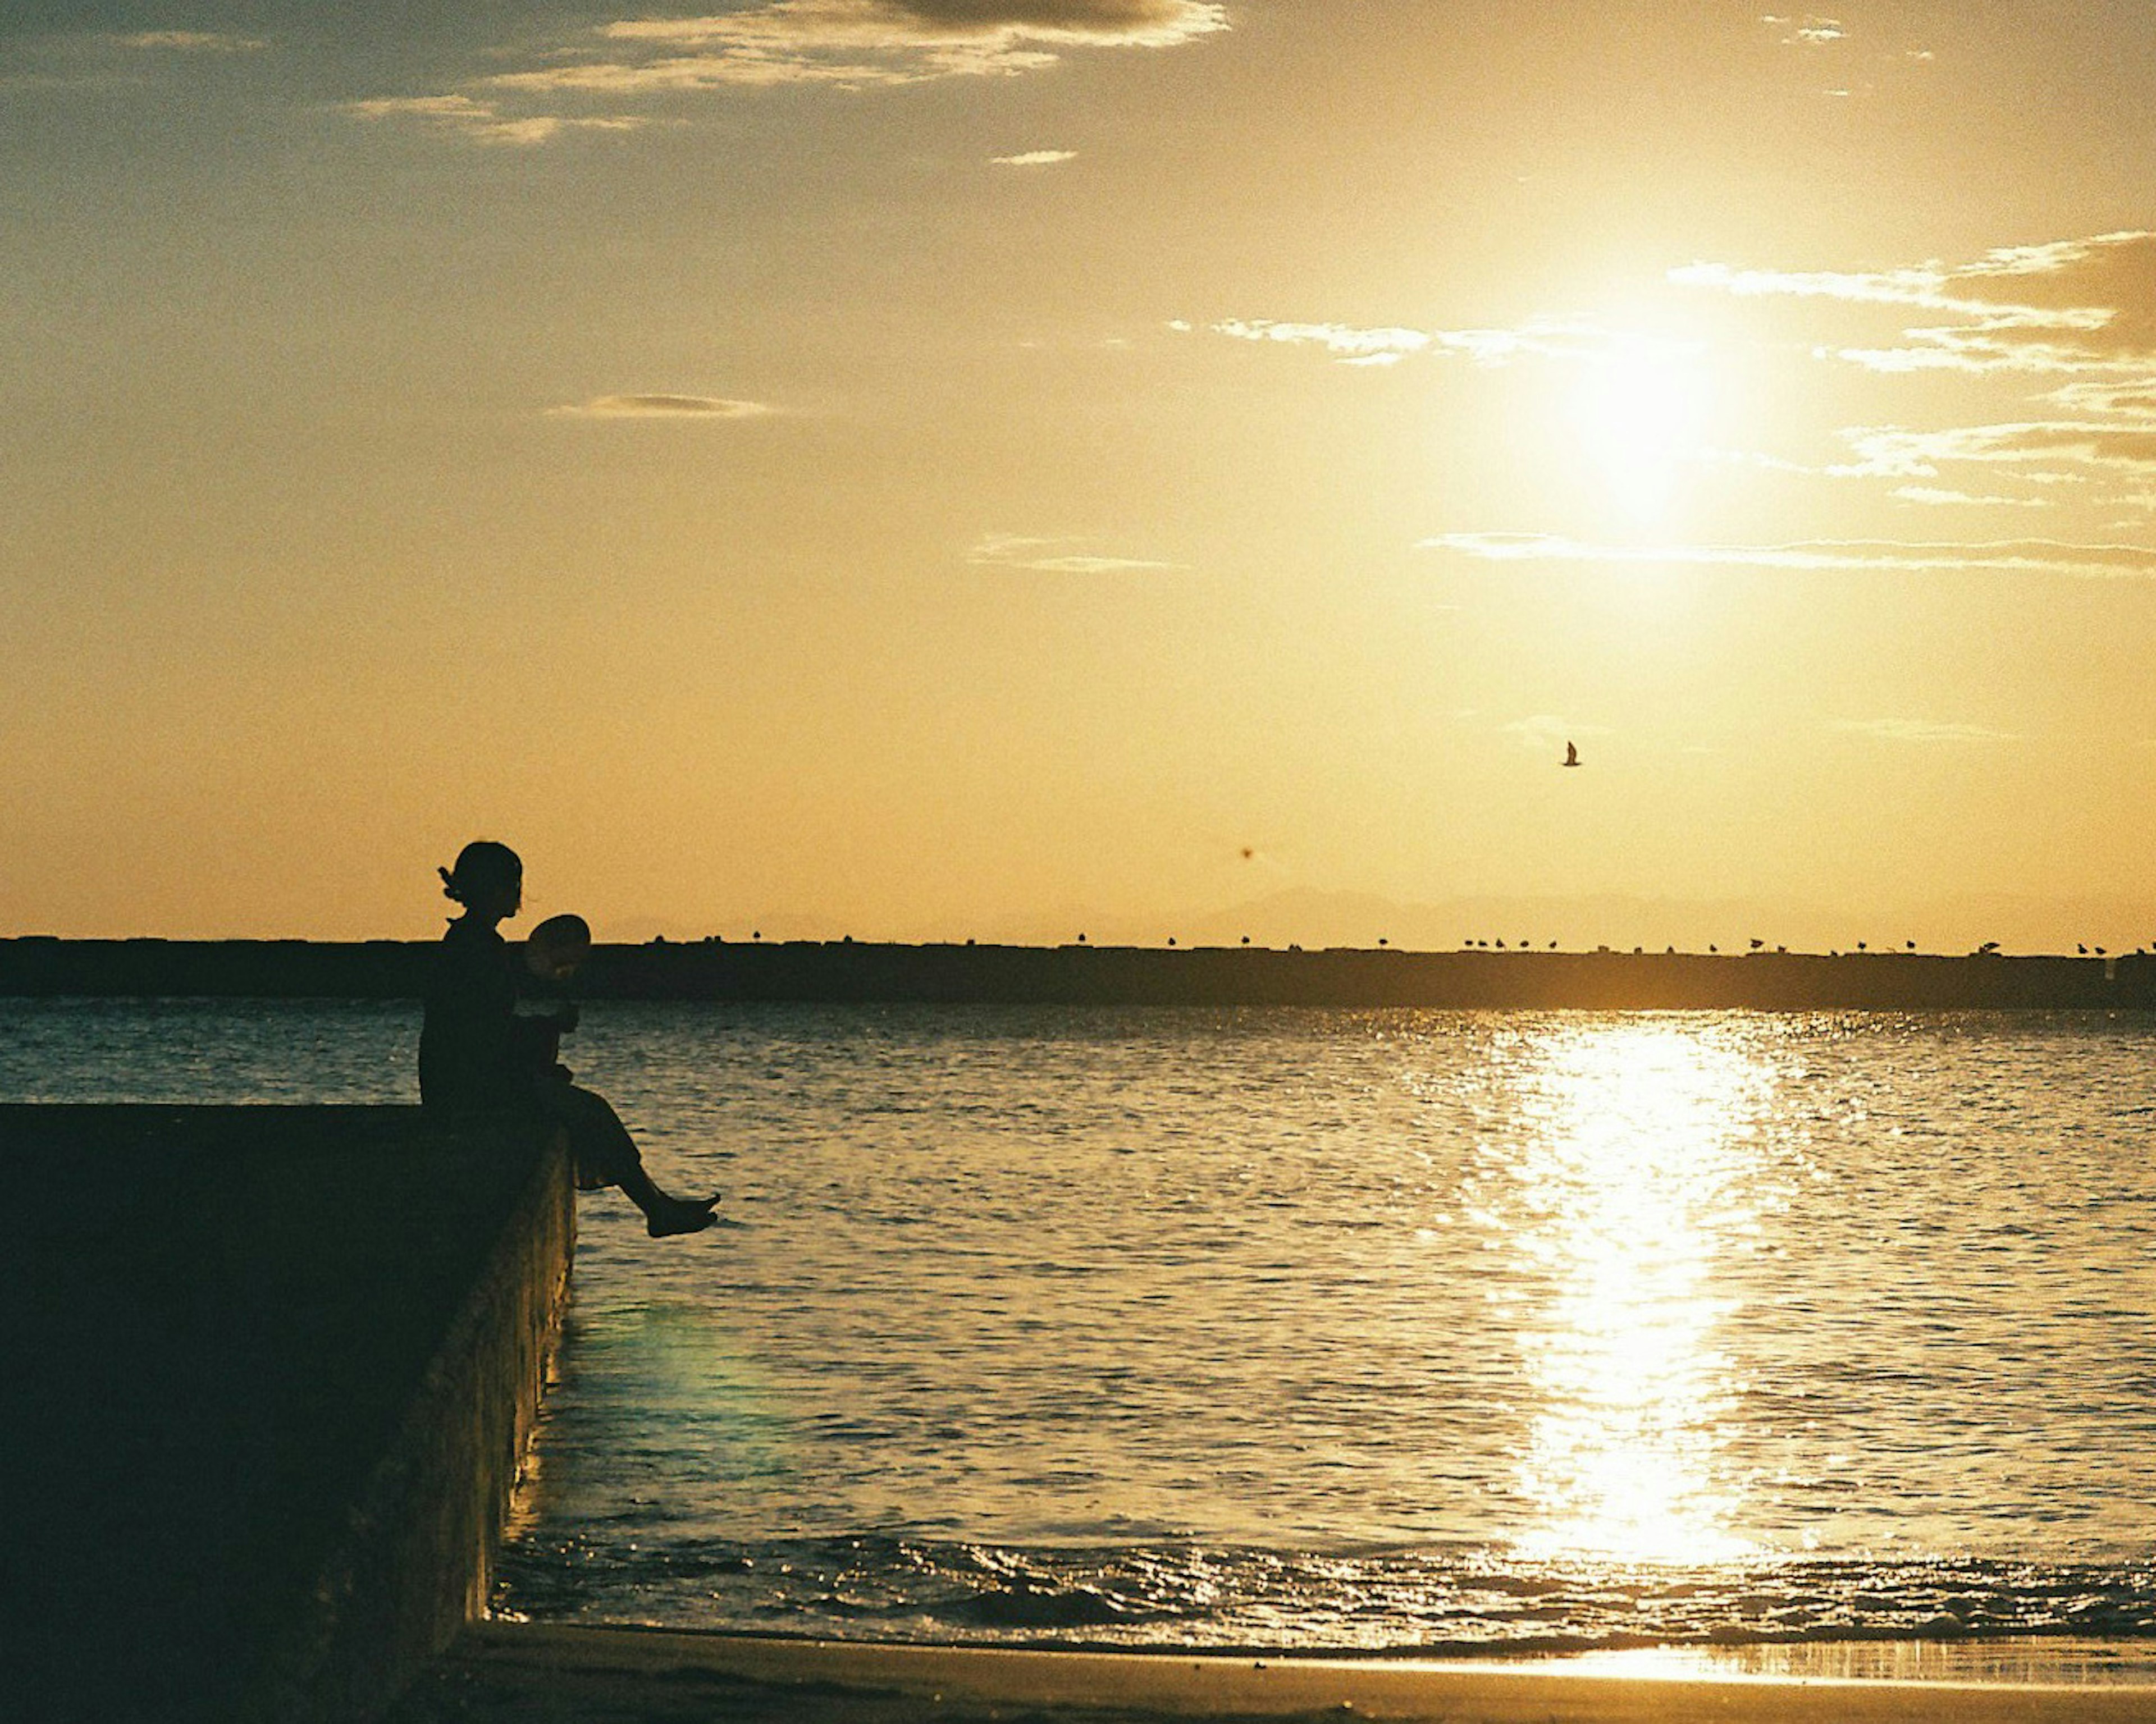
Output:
[{"xmin": 1477, "ymin": 1021, "xmax": 1778, "ymax": 1563}]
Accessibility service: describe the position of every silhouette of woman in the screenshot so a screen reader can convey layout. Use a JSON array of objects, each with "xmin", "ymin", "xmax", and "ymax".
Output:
[{"xmin": 419, "ymin": 840, "xmax": 718, "ymax": 1237}]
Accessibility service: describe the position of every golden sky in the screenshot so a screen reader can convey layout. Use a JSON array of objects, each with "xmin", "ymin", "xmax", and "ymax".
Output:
[{"xmin": 7, "ymin": 2, "xmax": 2155, "ymax": 947}]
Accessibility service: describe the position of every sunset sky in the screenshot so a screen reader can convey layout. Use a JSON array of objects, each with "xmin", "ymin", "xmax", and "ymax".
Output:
[{"xmin": 8, "ymin": 2, "xmax": 2155, "ymax": 947}]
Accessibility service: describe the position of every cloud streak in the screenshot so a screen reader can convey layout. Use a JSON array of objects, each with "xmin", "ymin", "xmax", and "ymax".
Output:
[
  {"xmin": 345, "ymin": 94, "xmax": 648, "ymax": 145},
  {"xmin": 1836, "ymin": 421, "xmax": 2156, "ymax": 481},
  {"xmin": 488, "ymin": 1, "xmax": 1226, "ymax": 94},
  {"xmin": 1198, "ymin": 315, "xmax": 1602, "ymax": 368},
  {"xmin": 549, "ymin": 394, "xmax": 776, "ymax": 419},
  {"xmin": 1893, "ymin": 486, "xmax": 2052, "ymax": 510},
  {"xmin": 1674, "ymin": 231, "xmax": 2156, "ymax": 376},
  {"xmin": 1832, "ymin": 718, "xmax": 2018, "ymax": 745},
  {"xmin": 1666, "ymin": 230, "xmax": 2156, "ymax": 509},
  {"xmin": 109, "ymin": 30, "xmax": 268, "ymax": 53},
  {"xmin": 1421, "ymin": 532, "xmax": 2156, "ymax": 579},
  {"xmin": 351, "ymin": 3, "xmax": 1221, "ymax": 144},
  {"xmin": 967, "ymin": 532, "xmax": 1182, "ymax": 573},
  {"xmin": 1762, "ymin": 15, "xmax": 1848, "ymax": 47}
]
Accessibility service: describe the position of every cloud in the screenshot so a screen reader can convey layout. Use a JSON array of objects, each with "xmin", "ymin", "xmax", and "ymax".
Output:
[
  {"xmin": 1674, "ymin": 231, "xmax": 2156, "ymax": 376},
  {"xmin": 1208, "ymin": 319, "xmax": 1433, "ymax": 365},
  {"xmin": 1761, "ymin": 15, "xmax": 1847, "ymax": 47},
  {"xmin": 1670, "ymin": 232, "xmax": 2156, "ymax": 507},
  {"xmin": 1835, "ymin": 421, "xmax": 2156, "ymax": 481},
  {"xmin": 349, "ymin": 3, "xmax": 1219, "ymax": 146},
  {"xmin": 992, "ymin": 148, "xmax": 1076, "ymax": 166},
  {"xmin": 549, "ymin": 394, "xmax": 775, "ymax": 419},
  {"xmin": 1893, "ymin": 486, "xmax": 2052, "ymax": 509},
  {"xmin": 345, "ymin": 94, "xmax": 647, "ymax": 145},
  {"xmin": 967, "ymin": 532, "xmax": 1181, "ymax": 572},
  {"xmin": 1420, "ymin": 532, "xmax": 2156, "ymax": 579},
  {"xmin": 1831, "ymin": 719, "xmax": 2018, "ymax": 745},
  {"xmin": 487, "ymin": 1, "xmax": 1227, "ymax": 94},
  {"xmin": 1198, "ymin": 315, "xmax": 1602, "ymax": 368},
  {"xmin": 2048, "ymin": 379, "xmax": 2156, "ymax": 419},
  {"xmin": 108, "ymin": 30, "xmax": 267, "ymax": 52}
]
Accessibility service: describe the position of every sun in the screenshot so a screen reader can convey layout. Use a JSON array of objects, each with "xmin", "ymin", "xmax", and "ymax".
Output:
[{"xmin": 1567, "ymin": 337, "xmax": 1712, "ymax": 527}]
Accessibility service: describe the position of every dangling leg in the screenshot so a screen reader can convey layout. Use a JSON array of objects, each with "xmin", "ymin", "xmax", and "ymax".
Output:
[{"xmin": 547, "ymin": 1084, "xmax": 718, "ymax": 1237}]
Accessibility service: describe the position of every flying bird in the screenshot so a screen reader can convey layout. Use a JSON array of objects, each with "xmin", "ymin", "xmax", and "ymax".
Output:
[{"xmin": 1561, "ymin": 741, "xmax": 1581, "ymax": 768}]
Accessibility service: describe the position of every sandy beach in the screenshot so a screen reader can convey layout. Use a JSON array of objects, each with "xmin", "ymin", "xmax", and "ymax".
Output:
[{"xmin": 389, "ymin": 1625, "xmax": 2156, "ymax": 1722}]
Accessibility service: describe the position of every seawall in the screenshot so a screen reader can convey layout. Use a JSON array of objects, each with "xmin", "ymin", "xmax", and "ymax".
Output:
[
  {"xmin": 1, "ymin": 1105, "xmax": 573, "ymax": 1723},
  {"xmin": 6, "ymin": 936, "xmax": 2156, "ymax": 1009}
]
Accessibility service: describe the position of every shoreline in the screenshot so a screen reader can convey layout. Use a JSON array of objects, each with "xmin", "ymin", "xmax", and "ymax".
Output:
[{"xmin": 390, "ymin": 1625, "xmax": 2156, "ymax": 1721}]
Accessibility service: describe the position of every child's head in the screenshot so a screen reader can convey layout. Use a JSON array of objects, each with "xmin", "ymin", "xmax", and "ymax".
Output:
[
  {"xmin": 526, "ymin": 912, "xmax": 592, "ymax": 981},
  {"xmin": 438, "ymin": 840, "xmax": 523, "ymax": 918}
]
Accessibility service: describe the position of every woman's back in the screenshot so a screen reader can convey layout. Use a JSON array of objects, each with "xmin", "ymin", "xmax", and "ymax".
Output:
[{"xmin": 417, "ymin": 917, "xmax": 526, "ymax": 1111}]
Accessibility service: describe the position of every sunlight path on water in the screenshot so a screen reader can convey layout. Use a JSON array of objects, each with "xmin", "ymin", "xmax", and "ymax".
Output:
[{"xmin": 1468, "ymin": 1021, "xmax": 1783, "ymax": 1562}]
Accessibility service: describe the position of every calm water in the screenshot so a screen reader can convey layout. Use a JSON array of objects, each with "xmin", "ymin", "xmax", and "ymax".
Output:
[{"xmin": 6, "ymin": 998, "xmax": 2154, "ymax": 1652}]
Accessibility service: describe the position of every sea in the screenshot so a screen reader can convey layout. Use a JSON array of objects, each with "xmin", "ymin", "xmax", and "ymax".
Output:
[{"xmin": 6, "ymin": 998, "xmax": 2154, "ymax": 1658}]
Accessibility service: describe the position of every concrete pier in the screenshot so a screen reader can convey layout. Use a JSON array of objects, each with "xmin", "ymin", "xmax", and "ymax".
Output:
[{"xmin": 1, "ymin": 1106, "xmax": 572, "ymax": 1723}]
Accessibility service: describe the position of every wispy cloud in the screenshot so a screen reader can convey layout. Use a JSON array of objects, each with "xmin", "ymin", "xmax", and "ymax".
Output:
[
  {"xmin": 108, "ymin": 30, "xmax": 268, "ymax": 53},
  {"xmin": 967, "ymin": 532, "xmax": 1182, "ymax": 573},
  {"xmin": 1421, "ymin": 532, "xmax": 2156, "ymax": 579},
  {"xmin": 1208, "ymin": 319, "xmax": 1434, "ymax": 366},
  {"xmin": 1674, "ymin": 231, "xmax": 2156, "ymax": 376},
  {"xmin": 345, "ymin": 94, "xmax": 648, "ymax": 145},
  {"xmin": 2049, "ymin": 379, "xmax": 2156, "ymax": 419},
  {"xmin": 1832, "ymin": 718, "xmax": 2018, "ymax": 745},
  {"xmin": 1893, "ymin": 486, "xmax": 2052, "ymax": 509},
  {"xmin": 1197, "ymin": 315, "xmax": 1601, "ymax": 368},
  {"xmin": 549, "ymin": 393, "xmax": 775, "ymax": 419},
  {"xmin": 1668, "ymin": 230, "xmax": 2156, "ymax": 508},
  {"xmin": 487, "ymin": 1, "xmax": 1226, "ymax": 95},
  {"xmin": 351, "ymin": 3, "xmax": 1222, "ymax": 145},
  {"xmin": 1835, "ymin": 421, "xmax": 2156, "ymax": 481},
  {"xmin": 1762, "ymin": 15, "xmax": 1847, "ymax": 47},
  {"xmin": 992, "ymin": 148, "xmax": 1076, "ymax": 167}
]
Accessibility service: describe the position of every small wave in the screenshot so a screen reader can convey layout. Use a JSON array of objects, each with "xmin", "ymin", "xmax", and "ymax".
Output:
[
  {"xmin": 948, "ymin": 1581, "xmax": 1150, "ymax": 1630},
  {"xmin": 495, "ymin": 1536, "xmax": 2156, "ymax": 1655}
]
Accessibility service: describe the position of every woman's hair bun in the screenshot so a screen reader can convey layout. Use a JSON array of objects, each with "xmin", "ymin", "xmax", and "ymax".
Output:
[{"xmin": 440, "ymin": 840, "xmax": 522, "ymax": 905}]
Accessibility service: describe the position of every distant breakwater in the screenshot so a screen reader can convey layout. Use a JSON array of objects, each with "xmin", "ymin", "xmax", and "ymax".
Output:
[{"xmin": 6, "ymin": 937, "xmax": 2154, "ymax": 1010}]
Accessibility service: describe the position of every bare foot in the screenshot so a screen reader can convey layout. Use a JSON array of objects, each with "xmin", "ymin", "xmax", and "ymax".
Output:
[{"xmin": 646, "ymin": 1193, "xmax": 720, "ymax": 1238}]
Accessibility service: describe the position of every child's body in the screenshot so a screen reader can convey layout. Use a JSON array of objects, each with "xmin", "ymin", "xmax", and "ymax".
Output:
[{"xmin": 523, "ymin": 913, "xmax": 591, "ymax": 1088}]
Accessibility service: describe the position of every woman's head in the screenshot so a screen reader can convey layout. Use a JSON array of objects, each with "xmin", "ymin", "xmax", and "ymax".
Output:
[{"xmin": 438, "ymin": 840, "xmax": 523, "ymax": 916}]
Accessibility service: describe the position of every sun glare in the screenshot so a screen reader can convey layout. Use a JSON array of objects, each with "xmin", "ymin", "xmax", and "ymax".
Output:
[
  {"xmin": 1484, "ymin": 1022, "xmax": 1774, "ymax": 1564},
  {"xmin": 1567, "ymin": 339, "xmax": 1712, "ymax": 527}
]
